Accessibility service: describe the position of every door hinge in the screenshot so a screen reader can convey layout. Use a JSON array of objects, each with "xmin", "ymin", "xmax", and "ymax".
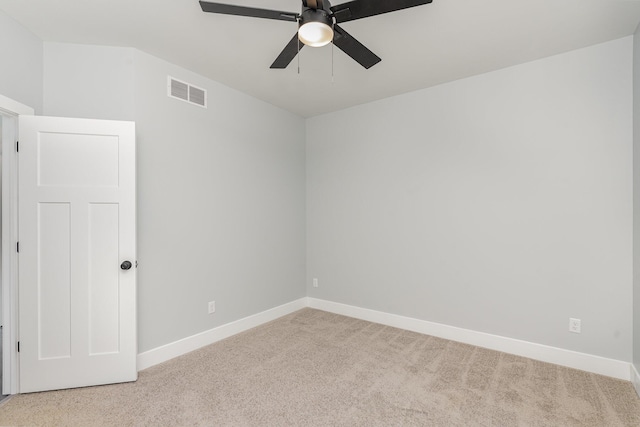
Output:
[
  {"xmin": 17, "ymin": 341, "xmax": 20, "ymax": 352},
  {"xmin": 16, "ymin": 140, "xmax": 19, "ymax": 152},
  {"xmin": 16, "ymin": 242, "xmax": 19, "ymax": 253}
]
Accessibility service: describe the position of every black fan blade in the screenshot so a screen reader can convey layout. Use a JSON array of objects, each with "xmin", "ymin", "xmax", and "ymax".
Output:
[
  {"xmin": 331, "ymin": 0, "xmax": 431, "ymax": 23},
  {"xmin": 199, "ymin": 1, "xmax": 299, "ymax": 22},
  {"xmin": 332, "ymin": 25, "xmax": 381, "ymax": 69},
  {"xmin": 271, "ymin": 33, "xmax": 304, "ymax": 69}
]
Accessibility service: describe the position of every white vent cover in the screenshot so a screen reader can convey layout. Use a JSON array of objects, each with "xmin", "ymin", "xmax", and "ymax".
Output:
[{"xmin": 168, "ymin": 76, "xmax": 207, "ymax": 108}]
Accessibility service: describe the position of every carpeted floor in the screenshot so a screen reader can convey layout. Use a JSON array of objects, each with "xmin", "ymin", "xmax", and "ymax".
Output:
[{"xmin": 1, "ymin": 308, "xmax": 639, "ymax": 426}]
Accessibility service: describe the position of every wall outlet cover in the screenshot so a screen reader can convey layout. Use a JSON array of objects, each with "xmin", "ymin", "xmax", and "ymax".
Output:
[{"xmin": 569, "ymin": 318, "xmax": 581, "ymax": 334}]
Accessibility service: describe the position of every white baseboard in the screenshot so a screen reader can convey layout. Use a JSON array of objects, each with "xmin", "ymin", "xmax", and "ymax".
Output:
[
  {"xmin": 632, "ymin": 364, "xmax": 640, "ymax": 397},
  {"xmin": 307, "ymin": 298, "xmax": 631, "ymax": 381},
  {"xmin": 137, "ymin": 298, "xmax": 307, "ymax": 371},
  {"xmin": 137, "ymin": 296, "xmax": 632, "ymax": 382}
]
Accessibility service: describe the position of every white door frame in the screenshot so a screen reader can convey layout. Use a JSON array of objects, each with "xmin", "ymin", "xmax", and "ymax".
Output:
[{"xmin": 0, "ymin": 93, "xmax": 34, "ymax": 395}]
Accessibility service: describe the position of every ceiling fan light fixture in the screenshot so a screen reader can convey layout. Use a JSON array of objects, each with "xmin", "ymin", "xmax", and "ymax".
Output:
[
  {"xmin": 298, "ymin": 9, "xmax": 334, "ymax": 47},
  {"xmin": 200, "ymin": 0, "xmax": 434, "ymax": 69}
]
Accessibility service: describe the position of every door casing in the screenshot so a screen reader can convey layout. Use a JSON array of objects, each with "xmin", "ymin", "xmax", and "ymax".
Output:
[{"xmin": 0, "ymin": 93, "xmax": 34, "ymax": 395}]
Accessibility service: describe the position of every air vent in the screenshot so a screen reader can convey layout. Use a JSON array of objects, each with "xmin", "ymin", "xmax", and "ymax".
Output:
[
  {"xmin": 168, "ymin": 76, "xmax": 207, "ymax": 108},
  {"xmin": 189, "ymin": 86, "xmax": 206, "ymax": 107}
]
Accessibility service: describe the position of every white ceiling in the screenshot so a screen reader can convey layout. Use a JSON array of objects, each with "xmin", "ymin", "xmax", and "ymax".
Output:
[{"xmin": 1, "ymin": 0, "xmax": 640, "ymax": 117}]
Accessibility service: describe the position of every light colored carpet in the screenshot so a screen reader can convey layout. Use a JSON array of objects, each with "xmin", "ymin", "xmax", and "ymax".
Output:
[{"xmin": 1, "ymin": 308, "xmax": 639, "ymax": 426}]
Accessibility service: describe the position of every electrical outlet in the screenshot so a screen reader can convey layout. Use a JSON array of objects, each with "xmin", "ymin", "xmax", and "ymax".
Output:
[
  {"xmin": 208, "ymin": 301, "xmax": 216, "ymax": 314},
  {"xmin": 313, "ymin": 278, "xmax": 318, "ymax": 288},
  {"xmin": 569, "ymin": 318, "xmax": 581, "ymax": 334}
]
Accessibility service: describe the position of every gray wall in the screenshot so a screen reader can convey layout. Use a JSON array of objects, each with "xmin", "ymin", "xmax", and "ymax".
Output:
[
  {"xmin": 41, "ymin": 43, "xmax": 306, "ymax": 353},
  {"xmin": 3, "ymin": 21, "xmax": 637, "ymax": 365},
  {"xmin": 307, "ymin": 37, "xmax": 633, "ymax": 361},
  {"xmin": 133, "ymin": 50, "xmax": 306, "ymax": 352},
  {"xmin": 43, "ymin": 43, "xmax": 135, "ymax": 121},
  {"xmin": 634, "ymin": 26, "xmax": 640, "ymax": 372},
  {"xmin": 0, "ymin": 9, "xmax": 42, "ymax": 113}
]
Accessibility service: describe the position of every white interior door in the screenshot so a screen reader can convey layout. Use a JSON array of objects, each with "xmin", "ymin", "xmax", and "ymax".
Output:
[{"xmin": 18, "ymin": 115, "xmax": 136, "ymax": 393}]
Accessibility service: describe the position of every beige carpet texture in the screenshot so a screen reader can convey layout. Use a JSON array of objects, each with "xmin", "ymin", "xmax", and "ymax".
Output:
[{"xmin": 1, "ymin": 308, "xmax": 639, "ymax": 426}]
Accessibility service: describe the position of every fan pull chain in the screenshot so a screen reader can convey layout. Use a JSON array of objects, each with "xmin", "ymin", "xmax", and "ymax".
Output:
[
  {"xmin": 331, "ymin": 40, "xmax": 334, "ymax": 83},
  {"xmin": 297, "ymin": 37, "xmax": 300, "ymax": 75}
]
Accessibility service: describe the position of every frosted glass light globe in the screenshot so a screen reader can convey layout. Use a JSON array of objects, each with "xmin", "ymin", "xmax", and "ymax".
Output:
[{"xmin": 298, "ymin": 21, "xmax": 334, "ymax": 47}]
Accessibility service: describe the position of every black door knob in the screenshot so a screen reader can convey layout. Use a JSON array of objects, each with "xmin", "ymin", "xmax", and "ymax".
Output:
[{"xmin": 121, "ymin": 261, "xmax": 132, "ymax": 270}]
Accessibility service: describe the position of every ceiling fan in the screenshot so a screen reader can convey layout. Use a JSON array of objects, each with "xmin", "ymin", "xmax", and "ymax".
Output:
[{"xmin": 199, "ymin": 0, "xmax": 433, "ymax": 69}]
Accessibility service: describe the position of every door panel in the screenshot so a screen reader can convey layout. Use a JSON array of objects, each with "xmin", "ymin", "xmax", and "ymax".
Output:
[
  {"xmin": 38, "ymin": 132, "xmax": 120, "ymax": 187},
  {"xmin": 88, "ymin": 203, "xmax": 120, "ymax": 355},
  {"xmin": 37, "ymin": 202, "xmax": 72, "ymax": 360},
  {"xmin": 18, "ymin": 115, "xmax": 136, "ymax": 393}
]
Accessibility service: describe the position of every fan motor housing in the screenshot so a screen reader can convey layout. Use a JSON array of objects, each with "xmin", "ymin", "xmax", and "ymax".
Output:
[{"xmin": 299, "ymin": 7, "xmax": 334, "ymax": 30}]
